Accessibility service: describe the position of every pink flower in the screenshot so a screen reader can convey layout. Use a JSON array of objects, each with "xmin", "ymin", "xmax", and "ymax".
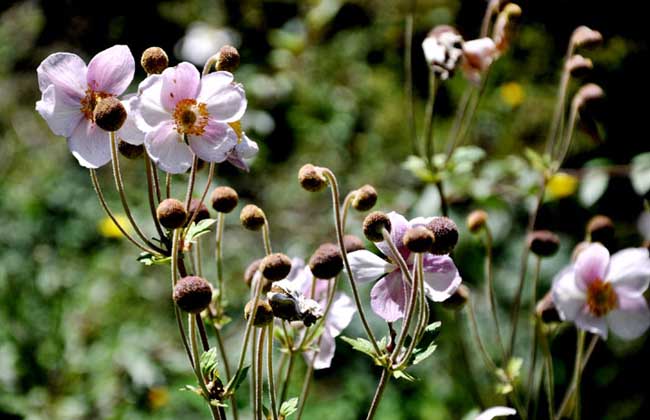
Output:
[
  {"xmin": 36, "ymin": 45, "xmax": 137, "ymax": 168},
  {"xmin": 552, "ymin": 243, "xmax": 650, "ymax": 340},
  {"xmin": 223, "ymin": 121, "xmax": 259, "ymax": 172},
  {"xmin": 348, "ymin": 212, "xmax": 462, "ymax": 322},
  {"xmin": 461, "ymin": 38, "xmax": 498, "ymax": 84},
  {"xmin": 132, "ymin": 62, "xmax": 247, "ymax": 173}
]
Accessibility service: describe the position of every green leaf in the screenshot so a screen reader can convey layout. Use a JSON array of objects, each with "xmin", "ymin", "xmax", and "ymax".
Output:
[
  {"xmin": 340, "ymin": 336, "xmax": 377, "ymax": 358},
  {"xmin": 630, "ymin": 153, "xmax": 650, "ymax": 195},
  {"xmin": 279, "ymin": 397, "xmax": 299, "ymax": 418},
  {"xmin": 506, "ymin": 357, "xmax": 523, "ymax": 381},
  {"xmin": 185, "ymin": 218, "xmax": 217, "ymax": 242},
  {"xmin": 402, "ymin": 155, "xmax": 435, "ymax": 183},
  {"xmin": 450, "ymin": 146, "xmax": 486, "ymax": 166},
  {"xmin": 407, "ymin": 321, "xmax": 441, "ymax": 366},
  {"xmin": 392, "ymin": 370, "xmax": 416, "ymax": 382},
  {"xmin": 579, "ymin": 168, "xmax": 609, "ymax": 207},
  {"xmin": 200, "ymin": 347, "xmax": 220, "ymax": 381},
  {"xmin": 224, "ymin": 365, "xmax": 250, "ymax": 395},
  {"xmin": 137, "ymin": 252, "xmax": 171, "ymax": 266},
  {"xmin": 411, "ymin": 343, "xmax": 437, "ymax": 366}
]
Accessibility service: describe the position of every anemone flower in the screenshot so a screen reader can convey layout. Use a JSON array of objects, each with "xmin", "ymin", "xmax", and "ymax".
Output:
[
  {"xmin": 461, "ymin": 37, "xmax": 498, "ymax": 84},
  {"xmin": 552, "ymin": 243, "xmax": 650, "ymax": 340},
  {"xmin": 348, "ymin": 212, "xmax": 462, "ymax": 322},
  {"xmin": 36, "ymin": 45, "xmax": 138, "ymax": 168},
  {"xmin": 133, "ymin": 62, "xmax": 247, "ymax": 173}
]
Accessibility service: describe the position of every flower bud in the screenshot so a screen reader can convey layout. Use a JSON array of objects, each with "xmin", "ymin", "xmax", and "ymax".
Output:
[
  {"xmin": 462, "ymin": 38, "xmax": 498, "ymax": 84},
  {"xmin": 210, "ymin": 186, "xmax": 239, "ymax": 213},
  {"xmin": 117, "ymin": 139, "xmax": 145, "ymax": 159},
  {"xmin": 244, "ymin": 299, "xmax": 274, "ymax": 327},
  {"xmin": 298, "ymin": 164, "xmax": 327, "ymax": 192},
  {"xmin": 94, "ymin": 97, "xmax": 126, "ymax": 132},
  {"xmin": 422, "ymin": 25, "xmax": 464, "ymax": 80},
  {"xmin": 309, "ymin": 243, "xmax": 343, "ymax": 279},
  {"xmin": 536, "ymin": 291, "xmax": 561, "ymax": 323},
  {"xmin": 343, "ymin": 234, "xmax": 365, "ymax": 253},
  {"xmin": 566, "ymin": 54, "xmax": 593, "ymax": 77},
  {"xmin": 466, "ymin": 210, "xmax": 488, "ymax": 233},
  {"xmin": 403, "ymin": 226, "xmax": 435, "ymax": 253},
  {"xmin": 188, "ymin": 198, "xmax": 210, "ymax": 223},
  {"xmin": 427, "ymin": 217, "xmax": 459, "ymax": 255},
  {"xmin": 570, "ymin": 26, "xmax": 603, "ymax": 49},
  {"xmin": 240, "ymin": 204, "xmax": 266, "ymax": 231},
  {"xmin": 572, "ymin": 241, "xmax": 590, "ymax": 262},
  {"xmin": 441, "ymin": 284, "xmax": 469, "ymax": 311},
  {"xmin": 528, "ymin": 230, "xmax": 560, "ymax": 257},
  {"xmin": 352, "ymin": 185, "xmax": 378, "ymax": 212},
  {"xmin": 586, "ymin": 215, "xmax": 614, "ymax": 244},
  {"xmin": 173, "ymin": 276, "xmax": 213, "ymax": 314},
  {"xmin": 363, "ymin": 211, "xmax": 391, "ymax": 242},
  {"xmin": 492, "ymin": 3, "xmax": 522, "ymax": 53},
  {"xmin": 141, "ymin": 47, "xmax": 169, "ymax": 74},
  {"xmin": 260, "ymin": 253, "xmax": 292, "ymax": 281},
  {"xmin": 157, "ymin": 198, "xmax": 188, "ymax": 229},
  {"xmin": 216, "ymin": 45, "xmax": 240, "ymax": 72},
  {"xmin": 572, "ymin": 83, "xmax": 604, "ymax": 110}
]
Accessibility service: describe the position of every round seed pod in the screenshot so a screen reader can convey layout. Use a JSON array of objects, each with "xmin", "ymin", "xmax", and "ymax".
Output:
[
  {"xmin": 528, "ymin": 230, "xmax": 560, "ymax": 257},
  {"xmin": 244, "ymin": 259, "xmax": 262, "ymax": 288},
  {"xmin": 141, "ymin": 47, "xmax": 169, "ymax": 74},
  {"xmin": 244, "ymin": 299, "xmax": 274, "ymax": 327},
  {"xmin": 586, "ymin": 215, "xmax": 614, "ymax": 244},
  {"xmin": 427, "ymin": 217, "xmax": 459, "ymax": 255},
  {"xmin": 173, "ymin": 276, "xmax": 213, "ymax": 314},
  {"xmin": 309, "ymin": 243, "xmax": 343, "ymax": 279},
  {"xmin": 157, "ymin": 198, "xmax": 188, "ymax": 229},
  {"xmin": 343, "ymin": 234, "xmax": 365, "ymax": 253},
  {"xmin": 117, "ymin": 139, "xmax": 145, "ymax": 159},
  {"xmin": 216, "ymin": 45, "xmax": 240, "ymax": 72},
  {"xmin": 94, "ymin": 97, "xmax": 126, "ymax": 132},
  {"xmin": 363, "ymin": 211, "xmax": 391, "ymax": 242},
  {"xmin": 466, "ymin": 210, "xmax": 488, "ymax": 234},
  {"xmin": 298, "ymin": 164, "xmax": 327, "ymax": 192},
  {"xmin": 210, "ymin": 186, "xmax": 239, "ymax": 213},
  {"xmin": 403, "ymin": 226, "xmax": 435, "ymax": 253},
  {"xmin": 536, "ymin": 291, "xmax": 561, "ymax": 324},
  {"xmin": 240, "ymin": 205, "xmax": 266, "ymax": 231},
  {"xmin": 352, "ymin": 185, "xmax": 378, "ymax": 211},
  {"xmin": 187, "ymin": 199, "xmax": 210, "ymax": 223},
  {"xmin": 441, "ymin": 284, "xmax": 469, "ymax": 311},
  {"xmin": 260, "ymin": 253, "xmax": 292, "ymax": 281}
]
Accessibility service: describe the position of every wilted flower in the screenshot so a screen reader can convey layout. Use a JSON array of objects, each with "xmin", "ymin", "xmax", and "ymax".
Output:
[
  {"xmin": 461, "ymin": 37, "xmax": 499, "ymax": 84},
  {"xmin": 421, "ymin": 26, "xmax": 464, "ymax": 80},
  {"xmin": 348, "ymin": 212, "xmax": 462, "ymax": 322},
  {"xmin": 36, "ymin": 45, "xmax": 140, "ymax": 168},
  {"xmin": 552, "ymin": 243, "xmax": 650, "ymax": 340},
  {"xmin": 133, "ymin": 62, "xmax": 247, "ymax": 173}
]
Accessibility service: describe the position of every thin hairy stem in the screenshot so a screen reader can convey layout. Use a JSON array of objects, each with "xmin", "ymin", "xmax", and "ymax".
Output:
[
  {"xmin": 279, "ymin": 351, "xmax": 295, "ymax": 405},
  {"xmin": 390, "ymin": 253, "xmax": 422, "ymax": 366},
  {"xmin": 185, "ymin": 163, "xmax": 216, "ymax": 229},
  {"xmin": 365, "ymin": 369, "xmax": 390, "ymax": 420},
  {"xmin": 165, "ymin": 173, "xmax": 172, "ymax": 199},
  {"xmin": 235, "ymin": 268, "xmax": 265, "ymax": 375},
  {"xmin": 526, "ymin": 257, "xmax": 542, "ymax": 411},
  {"xmin": 554, "ymin": 103, "xmax": 580, "ymax": 167},
  {"xmin": 262, "ymin": 221, "xmax": 273, "ymax": 256},
  {"xmin": 466, "ymin": 297, "xmax": 498, "ymax": 372},
  {"xmin": 480, "ymin": 0, "xmax": 499, "ymax": 37},
  {"xmin": 184, "ymin": 154, "xmax": 199, "ymax": 211},
  {"xmin": 144, "ymin": 155, "xmax": 166, "ymax": 244},
  {"xmin": 171, "ymin": 229, "xmax": 194, "ymax": 368},
  {"xmin": 267, "ymin": 323, "xmax": 278, "ymax": 420},
  {"xmin": 546, "ymin": 43, "xmax": 575, "ymax": 157},
  {"xmin": 341, "ymin": 191, "xmax": 355, "ymax": 229},
  {"xmin": 189, "ymin": 314, "xmax": 221, "ymax": 420},
  {"xmin": 255, "ymin": 328, "xmax": 265, "ymax": 420},
  {"xmin": 196, "ymin": 312, "xmax": 210, "ymax": 351},
  {"xmin": 484, "ymin": 227, "xmax": 507, "ymax": 362},
  {"xmin": 215, "ymin": 212, "xmax": 226, "ymax": 315},
  {"xmin": 555, "ymin": 331, "xmax": 591, "ymax": 420}
]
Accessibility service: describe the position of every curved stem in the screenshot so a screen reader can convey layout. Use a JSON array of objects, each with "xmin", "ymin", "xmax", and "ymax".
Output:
[
  {"xmin": 484, "ymin": 226, "xmax": 507, "ymax": 362},
  {"xmin": 341, "ymin": 191, "xmax": 355, "ymax": 229},
  {"xmin": 365, "ymin": 369, "xmax": 390, "ymax": 420},
  {"xmin": 144, "ymin": 155, "xmax": 166, "ymax": 244},
  {"xmin": 165, "ymin": 173, "xmax": 172, "ymax": 199},
  {"xmin": 394, "ymin": 255, "xmax": 425, "ymax": 370},
  {"xmin": 255, "ymin": 328, "xmax": 265, "ymax": 420},
  {"xmin": 466, "ymin": 297, "xmax": 498, "ymax": 372},
  {"xmin": 267, "ymin": 323, "xmax": 278, "ymax": 420},
  {"xmin": 404, "ymin": 7, "xmax": 416, "ymax": 155},
  {"xmin": 189, "ymin": 314, "xmax": 221, "ymax": 420},
  {"xmin": 555, "ymin": 331, "xmax": 592, "ymax": 420},
  {"xmin": 390, "ymin": 253, "xmax": 421, "ymax": 365},
  {"xmin": 554, "ymin": 103, "xmax": 580, "ymax": 167},
  {"xmin": 480, "ymin": 0, "xmax": 498, "ymax": 37},
  {"xmin": 185, "ymin": 162, "xmax": 215, "ymax": 229},
  {"xmin": 262, "ymin": 221, "xmax": 273, "ymax": 256},
  {"xmin": 546, "ymin": 43, "xmax": 575, "ymax": 157},
  {"xmin": 184, "ymin": 154, "xmax": 199, "ymax": 211}
]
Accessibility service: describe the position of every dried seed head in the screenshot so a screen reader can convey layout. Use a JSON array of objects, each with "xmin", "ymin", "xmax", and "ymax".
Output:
[
  {"xmin": 141, "ymin": 47, "xmax": 169, "ymax": 74},
  {"xmin": 210, "ymin": 186, "xmax": 239, "ymax": 213},
  {"xmin": 403, "ymin": 226, "xmax": 435, "ymax": 253},
  {"xmin": 173, "ymin": 276, "xmax": 213, "ymax": 314},
  {"xmin": 244, "ymin": 299, "xmax": 274, "ymax": 327},
  {"xmin": 309, "ymin": 243, "xmax": 343, "ymax": 279},
  {"xmin": 427, "ymin": 217, "xmax": 459, "ymax": 255},
  {"xmin": 93, "ymin": 97, "xmax": 126, "ymax": 132},
  {"xmin": 573, "ymin": 83, "xmax": 604, "ymax": 110},
  {"xmin": 466, "ymin": 210, "xmax": 488, "ymax": 234},
  {"xmin": 566, "ymin": 54, "xmax": 593, "ymax": 76},
  {"xmin": 117, "ymin": 139, "xmax": 145, "ymax": 159},
  {"xmin": 157, "ymin": 198, "xmax": 188, "ymax": 229},
  {"xmin": 363, "ymin": 211, "xmax": 391, "ymax": 242},
  {"xmin": 216, "ymin": 45, "xmax": 241, "ymax": 72},
  {"xmin": 352, "ymin": 185, "xmax": 378, "ymax": 212},
  {"xmin": 188, "ymin": 198, "xmax": 211, "ymax": 223},
  {"xmin": 528, "ymin": 230, "xmax": 560, "ymax": 257},
  {"xmin": 261, "ymin": 253, "xmax": 292, "ymax": 281},
  {"xmin": 571, "ymin": 26, "xmax": 603, "ymax": 49},
  {"xmin": 442, "ymin": 284, "xmax": 469, "ymax": 311},
  {"xmin": 536, "ymin": 291, "xmax": 561, "ymax": 323},
  {"xmin": 298, "ymin": 164, "xmax": 327, "ymax": 192},
  {"xmin": 343, "ymin": 234, "xmax": 365, "ymax": 253},
  {"xmin": 586, "ymin": 215, "xmax": 614, "ymax": 244},
  {"xmin": 422, "ymin": 25, "xmax": 464, "ymax": 80},
  {"xmin": 240, "ymin": 204, "xmax": 266, "ymax": 231}
]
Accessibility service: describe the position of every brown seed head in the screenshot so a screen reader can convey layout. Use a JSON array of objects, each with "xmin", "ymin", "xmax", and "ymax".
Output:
[
  {"xmin": 210, "ymin": 186, "xmax": 239, "ymax": 213},
  {"xmin": 141, "ymin": 47, "xmax": 169, "ymax": 74},
  {"xmin": 352, "ymin": 185, "xmax": 378, "ymax": 212},
  {"xmin": 528, "ymin": 230, "xmax": 560, "ymax": 257},
  {"xmin": 363, "ymin": 211, "xmax": 391, "ymax": 242},
  {"xmin": 188, "ymin": 198, "xmax": 210, "ymax": 223},
  {"xmin": 343, "ymin": 234, "xmax": 365, "ymax": 253},
  {"xmin": 467, "ymin": 210, "xmax": 488, "ymax": 234},
  {"xmin": 403, "ymin": 226, "xmax": 435, "ymax": 253},
  {"xmin": 536, "ymin": 291, "xmax": 561, "ymax": 323},
  {"xmin": 586, "ymin": 215, "xmax": 614, "ymax": 244},
  {"xmin": 157, "ymin": 198, "xmax": 188, "ymax": 229},
  {"xmin": 117, "ymin": 139, "xmax": 145, "ymax": 159},
  {"xmin": 261, "ymin": 253, "xmax": 292, "ymax": 281},
  {"xmin": 240, "ymin": 204, "xmax": 266, "ymax": 231},
  {"xmin": 298, "ymin": 164, "xmax": 327, "ymax": 192},
  {"xmin": 173, "ymin": 276, "xmax": 213, "ymax": 314},
  {"xmin": 94, "ymin": 97, "xmax": 126, "ymax": 132},
  {"xmin": 309, "ymin": 243, "xmax": 343, "ymax": 279},
  {"xmin": 216, "ymin": 45, "xmax": 241, "ymax": 72},
  {"xmin": 427, "ymin": 217, "xmax": 459, "ymax": 255},
  {"xmin": 244, "ymin": 299, "xmax": 274, "ymax": 327}
]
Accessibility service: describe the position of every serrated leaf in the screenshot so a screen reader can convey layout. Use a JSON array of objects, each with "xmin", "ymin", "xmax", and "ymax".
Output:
[
  {"xmin": 411, "ymin": 343, "xmax": 437, "ymax": 366},
  {"xmin": 137, "ymin": 252, "xmax": 171, "ymax": 266},
  {"xmin": 402, "ymin": 155, "xmax": 435, "ymax": 183},
  {"xmin": 340, "ymin": 336, "xmax": 377, "ymax": 358},
  {"xmin": 279, "ymin": 397, "xmax": 299, "ymax": 418},
  {"xmin": 224, "ymin": 365, "xmax": 250, "ymax": 395},
  {"xmin": 579, "ymin": 168, "xmax": 608, "ymax": 207},
  {"xmin": 630, "ymin": 153, "xmax": 650, "ymax": 195},
  {"xmin": 200, "ymin": 347, "xmax": 220, "ymax": 381},
  {"xmin": 185, "ymin": 218, "xmax": 217, "ymax": 242},
  {"xmin": 392, "ymin": 370, "xmax": 416, "ymax": 382}
]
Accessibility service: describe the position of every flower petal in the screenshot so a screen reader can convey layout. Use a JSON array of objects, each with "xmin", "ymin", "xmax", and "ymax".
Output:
[
  {"xmin": 327, "ymin": 293, "xmax": 356, "ymax": 336},
  {"xmin": 86, "ymin": 45, "xmax": 135, "ymax": 95},
  {"xmin": 36, "ymin": 84, "xmax": 84, "ymax": 137},
  {"xmin": 370, "ymin": 271, "xmax": 407, "ymax": 322},
  {"xmin": 606, "ymin": 292, "xmax": 650, "ymax": 340},
  {"xmin": 160, "ymin": 62, "xmax": 200, "ymax": 111},
  {"xmin": 198, "ymin": 71, "xmax": 247, "ymax": 122},
  {"xmin": 574, "ymin": 243, "xmax": 610, "ymax": 290},
  {"xmin": 227, "ymin": 133, "xmax": 259, "ymax": 171},
  {"xmin": 376, "ymin": 211, "xmax": 410, "ymax": 261},
  {"xmin": 422, "ymin": 254, "xmax": 462, "ymax": 301},
  {"xmin": 347, "ymin": 250, "xmax": 395, "ymax": 283},
  {"xmin": 607, "ymin": 247, "xmax": 650, "ymax": 295},
  {"xmin": 144, "ymin": 121, "xmax": 193, "ymax": 174},
  {"xmin": 188, "ymin": 120, "xmax": 238, "ymax": 163},
  {"xmin": 37, "ymin": 52, "xmax": 87, "ymax": 99},
  {"xmin": 304, "ymin": 328, "xmax": 336, "ymax": 370},
  {"xmin": 116, "ymin": 95, "xmax": 145, "ymax": 145},
  {"xmin": 475, "ymin": 406, "xmax": 517, "ymax": 420},
  {"xmin": 133, "ymin": 75, "xmax": 169, "ymax": 132},
  {"xmin": 575, "ymin": 309, "xmax": 608, "ymax": 339},
  {"xmin": 552, "ymin": 267, "xmax": 586, "ymax": 322},
  {"xmin": 67, "ymin": 119, "xmax": 111, "ymax": 168}
]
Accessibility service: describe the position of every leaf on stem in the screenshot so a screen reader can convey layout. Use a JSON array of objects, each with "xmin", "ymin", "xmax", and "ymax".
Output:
[
  {"xmin": 224, "ymin": 365, "xmax": 250, "ymax": 395},
  {"xmin": 185, "ymin": 218, "xmax": 218, "ymax": 242},
  {"xmin": 279, "ymin": 397, "xmax": 299, "ymax": 418},
  {"xmin": 200, "ymin": 347, "xmax": 220, "ymax": 381},
  {"xmin": 137, "ymin": 252, "xmax": 171, "ymax": 266}
]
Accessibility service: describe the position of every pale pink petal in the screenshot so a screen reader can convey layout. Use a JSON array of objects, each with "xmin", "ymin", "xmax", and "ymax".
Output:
[
  {"xmin": 132, "ymin": 75, "xmax": 169, "ymax": 132},
  {"xmin": 606, "ymin": 292, "xmax": 650, "ymax": 340},
  {"xmin": 286, "ymin": 258, "xmax": 307, "ymax": 284},
  {"xmin": 116, "ymin": 95, "xmax": 145, "ymax": 145},
  {"xmin": 37, "ymin": 52, "xmax": 87, "ymax": 99},
  {"xmin": 463, "ymin": 38, "xmax": 498, "ymax": 72},
  {"xmin": 67, "ymin": 119, "xmax": 111, "ymax": 168},
  {"xmin": 227, "ymin": 133, "xmax": 259, "ymax": 171},
  {"xmin": 36, "ymin": 84, "xmax": 84, "ymax": 137},
  {"xmin": 370, "ymin": 271, "xmax": 408, "ymax": 322},
  {"xmin": 327, "ymin": 293, "xmax": 356, "ymax": 336},
  {"xmin": 198, "ymin": 71, "xmax": 247, "ymax": 122},
  {"xmin": 160, "ymin": 62, "xmax": 200, "ymax": 111},
  {"xmin": 376, "ymin": 212, "xmax": 410, "ymax": 261},
  {"xmin": 303, "ymin": 328, "xmax": 336, "ymax": 370},
  {"xmin": 552, "ymin": 267, "xmax": 586, "ymax": 322},
  {"xmin": 144, "ymin": 121, "xmax": 193, "ymax": 174},
  {"xmin": 607, "ymin": 248, "xmax": 650, "ymax": 295},
  {"xmin": 575, "ymin": 309, "xmax": 608, "ymax": 339},
  {"xmin": 86, "ymin": 45, "xmax": 134, "ymax": 95},
  {"xmin": 422, "ymin": 254, "xmax": 462, "ymax": 301},
  {"xmin": 188, "ymin": 120, "xmax": 238, "ymax": 163},
  {"xmin": 475, "ymin": 406, "xmax": 517, "ymax": 420},
  {"xmin": 574, "ymin": 243, "xmax": 610, "ymax": 290},
  {"xmin": 347, "ymin": 250, "xmax": 396, "ymax": 283}
]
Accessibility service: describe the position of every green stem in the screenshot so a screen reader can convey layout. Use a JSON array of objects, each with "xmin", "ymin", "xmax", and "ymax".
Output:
[
  {"xmin": 466, "ymin": 296, "xmax": 498, "ymax": 372},
  {"xmin": 262, "ymin": 221, "xmax": 273, "ymax": 256},
  {"xmin": 526, "ymin": 258, "xmax": 542, "ymax": 411},
  {"xmin": 144, "ymin": 154, "xmax": 166, "ymax": 244},
  {"xmin": 484, "ymin": 226, "xmax": 507, "ymax": 362},
  {"xmin": 279, "ymin": 351, "xmax": 295, "ymax": 405},
  {"xmin": 539, "ymin": 326, "xmax": 555, "ymax": 420},
  {"xmin": 404, "ymin": 6, "xmax": 416, "ymax": 155},
  {"xmin": 555, "ymin": 331, "xmax": 587, "ymax": 420},
  {"xmin": 267, "ymin": 323, "xmax": 278, "ymax": 420},
  {"xmin": 365, "ymin": 369, "xmax": 390, "ymax": 420},
  {"xmin": 171, "ymin": 229, "xmax": 194, "ymax": 368},
  {"xmin": 189, "ymin": 314, "xmax": 221, "ymax": 420},
  {"xmin": 390, "ymin": 253, "xmax": 422, "ymax": 366},
  {"xmin": 185, "ymin": 162, "xmax": 215, "ymax": 229},
  {"xmin": 546, "ymin": 43, "xmax": 575, "ymax": 157},
  {"xmin": 255, "ymin": 328, "xmax": 265, "ymax": 420},
  {"xmin": 215, "ymin": 212, "xmax": 226, "ymax": 315},
  {"xmin": 165, "ymin": 173, "xmax": 172, "ymax": 199}
]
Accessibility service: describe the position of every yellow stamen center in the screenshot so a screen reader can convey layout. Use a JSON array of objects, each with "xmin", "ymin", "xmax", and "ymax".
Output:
[
  {"xmin": 586, "ymin": 278, "xmax": 617, "ymax": 317},
  {"xmin": 80, "ymin": 88, "xmax": 110, "ymax": 121},
  {"xmin": 172, "ymin": 99, "xmax": 209, "ymax": 136}
]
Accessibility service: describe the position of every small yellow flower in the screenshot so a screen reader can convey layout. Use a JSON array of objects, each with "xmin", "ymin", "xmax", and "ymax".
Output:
[
  {"xmin": 97, "ymin": 214, "xmax": 131, "ymax": 238},
  {"xmin": 547, "ymin": 172, "xmax": 578, "ymax": 200},
  {"xmin": 147, "ymin": 386, "xmax": 169, "ymax": 410},
  {"xmin": 500, "ymin": 82, "xmax": 525, "ymax": 107}
]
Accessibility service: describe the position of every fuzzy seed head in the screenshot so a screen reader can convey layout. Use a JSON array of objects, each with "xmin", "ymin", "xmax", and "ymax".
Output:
[
  {"xmin": 587, "ymin": 215, "xmax": 614, "ymax": 244},
  {"xmin": 467, "ymin": 210, "xmax": 488, "ymax": 233},
  {"xmin": 309, "ymin": 243, "xmax": 343, "ymax": 279},
  {"xmin": 298, "ymin": 164, "xmax": 327, "ymax": 192},
  {"xmin": 157, "ymin": 198, "xmax": 188, "ymax": 229},
  {"xmin": 352, "ymin": 185, "xmax": 378, "ymax": 211},
  {"xmin": 536, "ymin": 291, "xmax": 561, "ymax": 323},
  {"xmin": 403, "ymin": 226, "xmax": 435, "ymax": 253},
  {"xmin": 240, "ymin": 204, "xmax": 266, "ymax": 231},
  {"xmin": 216, "ymin": 45, "xmax": 241, "ymax": 72},
  {"xmin": 343, "ymin": 234, "xmax": 365, "ymax": 253},
  {"xmin": 93, "ymin": 97, "xmax": 126, "ymax": 132},
  {"xmin": 571, "ymin": 26, "xmax": 603, "ymax": 49},
  {"xmin": 528, "ymin": 230, "xmax": 560, "ymax": 257},
  {"xmin": 427, "ymin": 217, "xmax": 459, "ymax": 255},
  {"xmin": 210, "ymin": 186, "xmax": 239, "ymax": 213},
  {"xmin": 187, "ymin": 198, "xmax": 210, "ymax": 224},
  {"xmin": 245, "ymin": 299, "xmax": 274, "ymax": 327},
  {"xmin": 141, "ymin": 47, "xmax": 169, "ymax": 74},
  {"xmin": 363, "ymin": 211, "xmax": 391, "ymax": 242},
  {"xmin": 261, "ymin": 253, "xmax": 292, "ymax": 281},
  {"xmin": 173, "ymin": 276, "xmax": 213, "ymax": 314},
  {"xmin": 117, "ymin": 139, "xmax": 145, "ymax": 159}
]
